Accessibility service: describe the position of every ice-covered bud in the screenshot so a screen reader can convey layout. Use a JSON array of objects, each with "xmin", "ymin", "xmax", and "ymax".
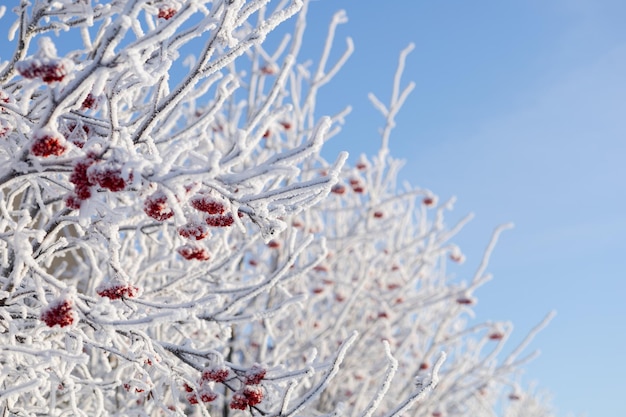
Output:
[
  {"xmin": 177, "ymin": 244, "xmax": 210, "ymax": 261},
  {"xmin": 144, "ymin": 190, "xmax": 174, "ymax": 221},
  {"xmin": 41, "ymin": 298, "xmax": 75, "ymax": 327},
  {"xmin": 30, "ymin": 128, "xmax": 67, "ymax": 157}
]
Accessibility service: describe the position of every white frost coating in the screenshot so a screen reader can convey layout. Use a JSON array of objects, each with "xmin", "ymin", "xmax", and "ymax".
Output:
[{"xmin": 0, "ymin": 2, "xmax": 553, "ymax": 416}]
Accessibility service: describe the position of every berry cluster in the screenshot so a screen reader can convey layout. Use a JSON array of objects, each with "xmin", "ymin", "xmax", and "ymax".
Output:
[
  {"xmin": 177, "ymin": 244, "xmax": 210, "ymax": 261},
  {"xmin": 158, "ymin": 7, "xmax": 177, "ymax": 20},
  {"xmin": 243, "ymin": 365, "xmax": 266, "ymax": 385},
  {"xmin": 97, "ymin": 283, "xmax": 139, "ymax": 300},
  {"xmin": 41, "ymin": 299, "xmax": 74, "ymax": 327},
  {"xmin": 144, "ymin": 191, "xmax": 174, "ymax": 221},
  {"xmin": 31, "ymin": 129, "xmax": 67, "ymax": 157},
  {"xmin": 190, "ymin": 195, "xmax": 226, "ymax": 214},
  {"xmin": 230, "ymin": 386, "xmax": 264, "ymax": 410},
  {"xmin": 88, "ymin": 162, "xmax": 130, "ymax": 192},
  {"xmin": 201, "ymin": 365, "xmax": 230, "ymax": 383},
  {"xmin": 205, "ymin": 213, "xmax": 234, "ymax": 228},
  {"xmin": 16, "ymin": 58, "xmax": 71, "ymax": 83},
  {"xmin": 66, "ymin": 156, "xmax": 96, "ymax": 208},
  {"xmin": 177, "ymin": 222, "xmax": 209, "ymax": 240}
]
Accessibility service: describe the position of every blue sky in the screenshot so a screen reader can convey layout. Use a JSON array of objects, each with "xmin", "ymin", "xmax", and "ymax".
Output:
[{"xmin": 301, "ymin": 1, "xmax": 626, "ymax": 416}]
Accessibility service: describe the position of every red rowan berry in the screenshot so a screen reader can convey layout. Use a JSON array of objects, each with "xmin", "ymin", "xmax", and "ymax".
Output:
[
  {"xmin": 97, "ymin": 283, "xmax": 139, "ymax": 300},
  {"xmin": 17, "ymin": 58, "xmax": 71, "ymax": 83},
  {"xmin": 190, "ymin": 195, "xmax": 225, "ymax": 214},
  {"xmin": 243, "ymin": 386, "xmax": 263, "ymax": 406},
  {"xmin": 200, "ymin": 389, "xmax": 218, "ymax": 403},
  {"xmin": 144, "ymin": 191, "xmax": 174, "ymax": 221},
  {"xmin": 177, "ymin": 222, "xmax": 209, "ymax": 240},
  {"xmin": 331, "ymin": 184, "xmax": 346, "ymax": 195},
  {"xmin": 230, "ymin": 391, "xmax": 248, "ymax": 410},
  {"xmin": 186, "ymin": 393, "xmax": 199, "ymax": 404},
  {"xmin": 177, "ymin": 245, "xmax": 210, "ymax": 261},
  {"xmin": 88, "ymin": 163, "xmax": 130, "ymax": 192},
  {"xmin": 205, "ymin": 213, "xmax": 234, "ymax": 227},
  {"xmin": 456, "ymin": 297, "xmax": 474, "ymax": 305},
  {"xmin": 41, "ymin": 299, "xmax": 74, "ymax": 327},
  {"xmin": 31, "ymin": 129, "xmax": 67, "ymax": 157},
  {"xmin": 244, "ymin": 365, "xmax": 266, "ymax": 385},
  {"xmin": 373, "ymin": 211, "xmax": 383, "ymax": 218},
  {"xmin": 201, "ymin": 366, "xmax": 230, "ymax": 383}
]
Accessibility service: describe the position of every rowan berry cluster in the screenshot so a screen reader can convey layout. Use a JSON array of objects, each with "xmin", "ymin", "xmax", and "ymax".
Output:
[
  {"xmin": 41, "ymin": 299, "xmax": 74, "ymax": 327},
  {"xmin": 97, "ymin": 284, "xmax": 139, "ymax": 300},
  {"xmin": 143, "ymin": 191, "xmax": 174, "ymax": 221},
  {"xmin": 31, "ymin": 129, "xmax": 67, "ymax": 157},
  {"xmin": 177, "ymin": 244, "xmax": 210, "ymax": 261}
]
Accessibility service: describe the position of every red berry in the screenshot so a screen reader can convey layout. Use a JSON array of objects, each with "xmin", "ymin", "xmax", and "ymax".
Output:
[
  {"xmin": 279, "ymin": 121, "xmax": 292, "ymax": 130},
  {"xmin": 17, "ymin": 58, "xmax": 71, "ymax": 83},
  {"xmin": 243, "ymin": 386, "xmax": 263, "ymax": 406},
  {"xmin": 356, "ymin": 162, "xmax": 367, "ymax": 170},
  {"xmin": 70, "ymin": 157, "xmax": 96, "ymax": 200},
  {"xmin": 183, "ymin": 383, "xmax": 194, "ymax": 393},
  {"xmin": 186, "ymin": 393, "xmax": 199, "ymax": 405},
  {"xmin": 41, "ymin": 299, "xmax": 74, "ymax": 327},
  {"xmin": 88, "ymin": 162, "xmax": 129, "ymax": 192},
  {"xmin": 419, "ymin": 362, "xmax": 429, "ymax": 370},
  {"xmin": 456, "ymin": 297, "xmax": 474, "ymax": 305},
  {"xmin": 200, "ymin": 389, "xmax": 218, "ymax": 403},
  {"xmin": 190, "ymin": 195, "xmax": 226, "ymax": 214},
  {"xmin": 65, "ymin": 194, "xmax": 82, "ymax": 210},
  {"xmin": 331, "ymin": 184, "xmax": 346, "ymax": 195},
  {"xmin": 177, "ymin": 222, "xmax": 209, "ymax": 240},
  {"xmin": 423, "ymin": 197, "xmax": 435, "ymax": 206},
  {"xmin": 81, "ymin": 93, "xmax": 98, "ymax": 110},
  {"xmin": 31, "ymin": 129, "xmax": 67, "ymax": 157},
  {"xmin": 244, "ymin": 365, "xmax": 266, "ymax": 385},
  {"xmin": 201, "ymin": 366, "xmax": 230, "ymax": 383},
  {"xmin": 158, "ymin": 7, "xmax": 177, "ymax": 20},
  {"xmin": 205, "ymin": 213, "xmax": 234, "ymax": 228},
  {"xmin": 177, "ymin": 245, "xmax": 210, "ymax": 261},
  {"xmin": 373, "ymin": 211, "xmax": 383, "ymax": 218},
  {"xmin": 97, "ymin": 284, "xmax": 139, "ymax": 300},
  {"xmin": 267, "ymin": 240, "xmax": 280, "ymax": 249},
  {"xmin": 230, "ymin": 392, "xmax": 248, "ymax": 410},
  {"xmin": 488, "ymin": 332, "xmax": 504, "ymax": 340},
  {"xmin": 144, "ymin": 191, "xmax": 174, "ymax": 221}
]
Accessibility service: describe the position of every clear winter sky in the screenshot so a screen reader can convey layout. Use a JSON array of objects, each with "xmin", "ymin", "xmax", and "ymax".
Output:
[{"xmin": 296, "ymin": 1, "xmax": 625, "ymax": 416}]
